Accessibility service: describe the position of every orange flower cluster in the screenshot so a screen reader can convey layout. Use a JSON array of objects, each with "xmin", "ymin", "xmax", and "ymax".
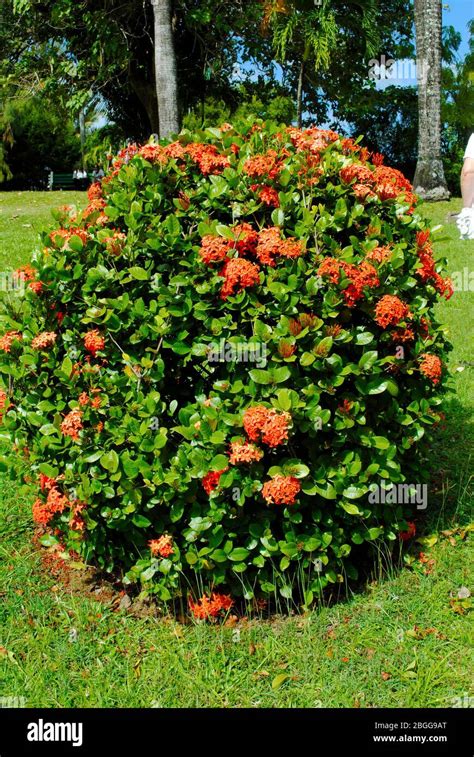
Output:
[
  {"xmin": 70, "ymin": 501, "xmax": 87, "ymax": 532},
  {"xmin": 262, "ymin": 475, "xmax": 301, "ymax": 506},
  {"xmin": 374, "ymin": 295, "xmax": 412, "ymax": 328},
  {"xmin": 0, "ymin": 389, "xmax": 9, "ymax": 422},
  {"xmin": 257, "ymin": 185, "xmax": 280, "ymax": 207},
  {"xmin": 60, "ymin": 409, "xmax": 83, "ymax": 441},
  {"xmin": 419, "ymin": 353, "xmax": 442, "ymax": 384},
  {"xmin": 278, "ymin": 339, "xmax": 296, "ymax": 358},
  {"xmin": 230, "ymin": 223, "xmax": 259, "ymax": 256},
  {"xmin": 243, "ymin": 149, "xmax": 285, "ymax": 180},
  {"xmin": 220, "ymin": 258, "xmax": 260, "ymax": 299},
  {"xmin": 324, "ymin": 324, "xmax": 342, "ymax": 338},
  {"xmin": 185, "ymin": 143, "xmax": 230, "ymax": 176},
  {"xmin": 390, "ymin": 327, "xmax": 415, "ymax": 343},
  {"xmin": 28, "ymin": 281, "xmax": 43, "ymax": 295},
  {"xmin": 32, "ymin": 487, "xmax": 70, "ymax": 525},
  {"xmin": 83, "ymin": 329, "xmax": 105, "ymax": 356},
  {"xmin": 340, "ymin": 164, "xmax": 374, "ymax": 186},
  {"xmin": 243, "ymin": 405, "xmax": 290, "ymax": 447},
  {"xmin": 318, "ymin": 258, "xmax": 379, "ymax": 306},
  {"xmin": 415, "ymin": 231, "xmax": 454, "ymax": 300},
  {"xmin": 149, "ymin": 534, "xmax": 174, "ymax": 557},
  {"xmin": 202, "ymin": 468, "xmax": 227, "ymax": 494},
  {"xmin": 366, "ymin": 245, "xmax": 392, "ymax": 264},
  {"xmin": 50, "ymin": 227, "xmax": 89, "ymax": 248},
  {"xmin": 138, "ymin": 144, "xmax": 168, "ymax": 165},
  {"xmin": 78, "ymin": 392, "xmax": 101, "ymax": 409},
  {"xmin": 88, "ymin": 182, "xmax": 103, "ymax": 200},
  {"xmin": 255, "ymin": 227, "xmax": 304, "ymax": 266},
  {"xmin": 188, "ymin": 592, "xmax": 233, "ymax": 620},
  {"xmin": 13, "ymin": 265, "xmax": 36, "ymax": 282},
  {"xmin": 228, "ymin": 440, "xmax": 263, "ymax": 465},
  {"xmin": 39, "ymin": 473, "xmax": 57, "ymax": 492},
  {"xmin": 287, "ymin": 127, "xmax": 338, "ymax": 154},
  {"xmin": 199, "ymin": 235, "xmax": 231, "ymax": 265},
  {"xmin": 0, "ymin": 330, "xmax": 22, "ymax": 352},
  {"xmin": 104, "ymin": 231, "xmax": 127, "ymax": 256},
  {"xmin": 31, "ymin": 331, "xmax": 57, "ymax": 350},
  {"xmin": 374, "ymin": 166, "xmax": 416, "ymax": 209}
]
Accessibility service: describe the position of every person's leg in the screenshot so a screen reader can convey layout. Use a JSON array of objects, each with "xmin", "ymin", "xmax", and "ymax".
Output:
[{"xmin": 461, "ymin": 157, "xmax": 474, "ymax": 208}]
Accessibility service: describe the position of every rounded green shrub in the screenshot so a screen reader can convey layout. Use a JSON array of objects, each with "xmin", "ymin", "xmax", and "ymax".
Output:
[{"xmin": 0, "ymin": 122, "xmax": 453, "ymax": 612}]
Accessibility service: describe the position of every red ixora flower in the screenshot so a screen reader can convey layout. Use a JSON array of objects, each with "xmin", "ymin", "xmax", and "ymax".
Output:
[
  {"xmin": 243, "ymin": 149, "xmax": 286, "ymax": 180},
  {"xmin": 0, "ymin": 331, "xmax": 22, "ymax": 353},
  {"xmin": 374, "ymin": 295, "xmax": 412, "ymax": 328},
  {"xmin": 31, "ymin": 331, "xmax": 57, "ymax": 350},
  {"xmin": 230, "ymin": 223, "xmax": 259, "ymax": 256},
  {"xmin": 149, "ymin": 534, "xmax": 174, "ymax": 558},
  {"xmin": 415, "ymin": 230, "xmax": 453, "ymax": 300},
  {"xmin": 318, "ymin": 258, "xmax": 379, "ymax": 306},
  {"xmin": 32, "ymin": 487, "xmax": 70, "ymax": 525},
  {"xmin": 185, "ymin": 143, "xmax": 230, "ymax": 176},
  {"xmin": 39, "ymin": 473, "xmax": 56, "ymax": 492},
  {"xmin": 83, "ymin": 329, "xmax": 105, "ymax": 357},
  {"xmin": 228, "ymin": 440, "xmax": 264, "ymax": 465},
  {"xmin": 60, "ymin": 409, "xmax": 83, "ymax": 441},
  {"xmin": 399, "ymin": 521, "xmax": 416, "ymax": 541},
  {"xmin": 243, "ymin": 405, "xmax": 291, "ymax": 447},
  {"xmin": 104, "ymin": 231, "xmax": 127, "ymax": 256},
  {"xmin": 262, "ymin": 475, "xmax": 301, "ymax": 506},
  {"xmin": 418, "ymin": 353, "xmax": 442, "ymax": 384},
  {"xmin": 257, "ymin": 185, "xmax": 280, "ymax": 207},
  {"xmin": 188, "ymin": 592, "xmax": 233, "ymax": 620},
  {"xmin": 202, "ymin": 468, "xmax": 227, "ymax": 495},
  {"xmin": 219, "ymin": 258, "xmax": 260, "ymax": 299},
  {"xmin": 199, "ymin": 235, "xmax": 231, "ymax": 265},
  {"xmin": 254, "ymin": 227, "xmax": 304, "ymax": 266}
]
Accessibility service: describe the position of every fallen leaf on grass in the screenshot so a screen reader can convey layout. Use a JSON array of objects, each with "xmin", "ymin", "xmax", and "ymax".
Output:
[
  {"xmin": 381, "ymin": 671, "xmax": 391, "ymax": 681},
  {"xmin": 253, "ymin": 670, "xmax": 270, "ymax": 678},
  {"xmin": 272, "ymin": 673, "xmax": 290, "ymax": 690},
  {"xmin": 249, "ymin": 643, "xmax": 256, "ymax": 655},
  {"xmin": 457, "ymin": 586, "xmax": 471, "ymax": 599}
]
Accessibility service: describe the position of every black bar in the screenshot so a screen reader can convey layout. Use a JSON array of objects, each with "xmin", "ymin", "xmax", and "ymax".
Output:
[{"xmin": 0, "ymin": 708, "xmax": 471, "ymax": 755}]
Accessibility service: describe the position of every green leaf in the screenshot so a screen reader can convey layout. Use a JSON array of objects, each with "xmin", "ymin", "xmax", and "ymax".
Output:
[
  {"xmin": 358, "ymin": 351, "xmax": 378, "ymax": 370},
  {"xmin": 100, "ymin": 450, "xmax": 119, "ymax": 473},
  {"xmin": 132, "ymin": 514, "xmax": 152, "ymax": 528},
  {"xmin": 229, "ymin": 547, "xmax": 249, "ymax": 561},
  {"xmin": 38, "ymin": 463, "xmax": 59, "ymax": 478},
  {"xmin": 128, "ymin": 267, "xmax": 150, "ymax": 280},
  {"xmin": 272, "ymin": 366, "xmax": 291, "ymax": 383},
  {"xmin": 341, "ymin": 502, "xmax": 362, "ymax": 515},
  {"xmin": 249, "ymin": 369, "xmax": 273, "ymax": 384},
  {"xmin": 272, "ymin": 673, "xmax": 290, "ymax": 690},
  {"xmin": 342, "ymin": 485, "xmax": 367, "ymax": 499}
]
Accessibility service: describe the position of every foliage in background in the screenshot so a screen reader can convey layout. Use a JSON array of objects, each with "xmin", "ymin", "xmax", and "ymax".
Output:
[{"xmin": 0, "ymin": 122, "xmax": 454, "ymax": 613}]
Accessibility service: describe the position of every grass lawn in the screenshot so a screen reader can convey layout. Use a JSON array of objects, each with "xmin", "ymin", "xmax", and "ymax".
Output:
[{"xmin": 0, "ymin": 192, "xmax": 472, "ymax": 708}]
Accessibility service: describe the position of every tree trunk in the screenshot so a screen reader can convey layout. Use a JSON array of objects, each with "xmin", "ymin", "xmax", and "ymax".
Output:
[
  {"xmin": 296, "ymin": 59, "xmax": 305, "ymax": 128},
  {"xmin": 151, "ymin": 0, "xmax": 179, "ymax": 138},
  {"xmin": 413, "ymin": 0, "xmax": 449, "ymax": 201}
]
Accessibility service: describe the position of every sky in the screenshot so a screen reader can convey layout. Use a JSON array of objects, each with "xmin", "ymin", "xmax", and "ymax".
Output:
[{"xmin": 445, "ymin": 0, "xmax": 473, "ymax": 58}]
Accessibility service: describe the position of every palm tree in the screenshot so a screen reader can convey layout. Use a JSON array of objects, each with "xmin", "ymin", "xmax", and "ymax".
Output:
[
  {"xmin": 262, "ymin": 0, "xmax": 378, "ymax": 128},
  {"xmin": 150, "ymin": 0, "xmax": 179, "ymax": 138},
  {"xmin": 413, "ymin": 0, "xmax": 449, "ymax": 200}
]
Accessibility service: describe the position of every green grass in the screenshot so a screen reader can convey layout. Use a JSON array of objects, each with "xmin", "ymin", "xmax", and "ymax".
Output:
[
  {"xmin": 0, "ymin": 192, "xmax": 472, "ymax": 708},
  {"xmin": 0, "ymin": 191, "xmax": 86, "ymax": 269}
]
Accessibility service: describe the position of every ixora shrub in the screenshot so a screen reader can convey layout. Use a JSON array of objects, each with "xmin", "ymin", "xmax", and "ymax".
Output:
[{"xmin": 0, "ymin": 122, "xmax": 453, "ymax": 615}]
